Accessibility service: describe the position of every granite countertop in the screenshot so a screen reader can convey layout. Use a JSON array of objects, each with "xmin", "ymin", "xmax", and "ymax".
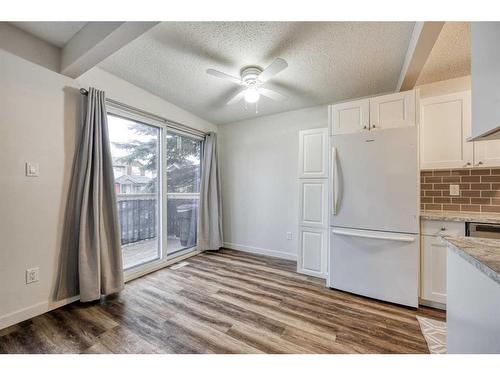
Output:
[
  {"xmin": 441, "ymin": 236, "xmax": 500, "ymax": 285},
  {"xmin": 421, "ymin": 210, "xmax": 500, "ymax": 224}
]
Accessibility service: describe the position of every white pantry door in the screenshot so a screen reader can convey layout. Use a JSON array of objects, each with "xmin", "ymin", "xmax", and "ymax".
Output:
[
  {"xmin": 298, "ymin": 179, "xmax": 328, "ymax": 228},
  {"xmin": 298, "ymin": 128, "xmax": 328, "ymax": 178},
  {"xmin": 298, "ymin": 227, "xmax": 327, "ymax": 278}
]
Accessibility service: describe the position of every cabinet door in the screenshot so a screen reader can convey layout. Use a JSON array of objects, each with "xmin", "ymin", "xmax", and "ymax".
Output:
[
  {"xmin": 421, "ymin": 235, "xmax": 447, "ymax": 305},
  {"xmin": 420, "ymin": 91, "xmax": 473, "ymax": 170},
  {"xmin": 474, "ymin": 138, "xmax": 500, "ymax": 167},
  {"xmin": 299, "ymin": 179, "xmax": 328, "ymax": 228},
  {"xmin": 471, "ymin": 23, "xmax": 500, "ymax": 140},
  {"xmin": 298, "ymin": 128, "xmax": 328, "ymax": 178},
  {"xmin": 369, "ymin": 90, "xmax": 415, "ymax": 130},
  {"xmin": 298, "ymin": 227, "xmax": 327, "ymax": 278},
  {"xmin": 330, "ymin": 99, "xmax": 369, "ymax": 135}
]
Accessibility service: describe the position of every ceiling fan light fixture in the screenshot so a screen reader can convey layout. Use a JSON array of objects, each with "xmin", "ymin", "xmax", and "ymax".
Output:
[
  {"xmin": 207, "ymin": 58, "xmax": 288, "ymax": 106},
  {"xmin": 244, "ymin": 87, "xmax": 260, "ymax": 103}
]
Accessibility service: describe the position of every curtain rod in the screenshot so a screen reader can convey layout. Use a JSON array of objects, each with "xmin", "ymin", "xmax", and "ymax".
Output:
[{"xmin": 79, "ymin": 88, "xmax": 207, "ymax": 138}]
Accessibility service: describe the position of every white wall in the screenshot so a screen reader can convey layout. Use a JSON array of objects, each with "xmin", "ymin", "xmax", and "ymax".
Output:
[
  {"xmin": 0, "ymin": 50, "xmax": 79, "ymax": 329},
  {"xmin": 219, "ymin": 106, "xmax": 328, "ymax": 260},
  {"xmin": 0, "ymin": 48, "xmax": 216, "ymax": 329}
]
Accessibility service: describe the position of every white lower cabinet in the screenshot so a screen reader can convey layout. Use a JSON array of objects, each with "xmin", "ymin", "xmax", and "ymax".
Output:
[
  {"xmin": 298, "ymin": 227, "xmax": 327, "ymax": 278},
  {"xmin": 420, "ymin": 235, "xmax": 447, "ymax": 305},
  {"xmin": 420, "ymin": 219, "xmax": 466, "ymax": 308}
]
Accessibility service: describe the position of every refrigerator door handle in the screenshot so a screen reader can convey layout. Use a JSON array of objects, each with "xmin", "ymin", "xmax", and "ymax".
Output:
[
  {"xmin": 331, "ymin": 228, "xmax": 416, "ymax": 242},
  {"xmin": 331, "ymin": 147, "xmax": 339, "ymax": 215}
]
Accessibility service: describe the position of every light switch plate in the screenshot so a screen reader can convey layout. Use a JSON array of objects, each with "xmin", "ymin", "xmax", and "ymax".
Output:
[
  {"xmin": 286, "ymin": 232, "xmax": 293, "ymax": 240},
  {"xmin": 450, "ymin": 184, "xmax": 460, "ymax": 196},
  {"xmin": 26, "ymin": 162, "xmax": 39, "ymax": 177}
]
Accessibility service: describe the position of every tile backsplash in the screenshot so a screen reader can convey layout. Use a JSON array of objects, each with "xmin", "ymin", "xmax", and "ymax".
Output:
[{"xmin": 421, "ymin": 168, "xmax": 500, "ymax": 213}]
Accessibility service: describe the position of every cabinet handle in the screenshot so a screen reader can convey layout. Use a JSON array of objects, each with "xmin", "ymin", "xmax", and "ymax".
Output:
[
  {"xmin": 474, "ymin": 161, "xmax": 483, "ymax": 167},
  {"xmin": 372, "ymin": 124, "xmax": 376, "ymax": 128}
]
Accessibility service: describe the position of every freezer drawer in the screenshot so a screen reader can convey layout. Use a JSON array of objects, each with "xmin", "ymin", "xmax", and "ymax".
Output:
[{"xmin": 329, "ymin": 227, "xmax": 419, "ymax": 307}]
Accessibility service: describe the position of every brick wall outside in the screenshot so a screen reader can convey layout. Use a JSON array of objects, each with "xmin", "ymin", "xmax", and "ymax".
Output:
[{"xmin": 421, "ymin": 168, "xmax": 500, "ymax": 213}]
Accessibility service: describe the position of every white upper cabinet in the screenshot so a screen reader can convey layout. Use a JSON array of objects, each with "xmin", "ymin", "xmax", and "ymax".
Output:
[
  {"xmin": 369, "ymin": 90, "xmax": 416, "ymax": 130},
  {"xmin": 419, "ymin": 90, "xmax": 500, "ymax": 169},
  {"xmin": 330, "ymin": 99, "xmax": 369, "ymax": 135},
  {"xmin": 474, "ymin": 138, "xmax": 500, "ymax": 167},
  {"xmin": 471, "ymin": 23, "xmax": 500, "ymax": 140},
  {"xmin": 420, "ymin": 91, "xmax": 473, "ymax": 170},
  {"xmin": 298, "ymin": 128, "xmax": 328, "ymax": 178},
  {"xmin": 330, "ymin": 90, "xmax": 415, "ymax": 135}
]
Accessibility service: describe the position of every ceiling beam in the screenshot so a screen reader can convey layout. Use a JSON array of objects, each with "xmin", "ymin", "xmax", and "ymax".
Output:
[
  {"xmin": 396, "ymin": 21, "xmax": 445, "ymax": 92},
  {"xmin": 61, "ymin": 22, "xmax": 159, "ymax": 78}
]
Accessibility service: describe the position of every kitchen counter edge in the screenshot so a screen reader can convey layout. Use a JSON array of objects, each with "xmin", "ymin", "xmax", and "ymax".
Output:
[
  {"xmin": 421, "ymin": 210, "xmax": 500, "ymax": 224},
  {"xmin": 440, "ymin": 235, "xmax": 500, "ymax": 286}
]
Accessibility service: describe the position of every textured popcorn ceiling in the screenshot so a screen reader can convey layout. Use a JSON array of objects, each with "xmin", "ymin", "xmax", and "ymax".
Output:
[
  {"xmin": 10, "ymin": 22, "xmax": 87, "ymax": 47},
  {"xmin": 98, "ymin": 22, "xmax": 414, "ymax": 124},
  {"xmin": 416, "ymin": 22, "xmax": 470, "ymax": 86}
]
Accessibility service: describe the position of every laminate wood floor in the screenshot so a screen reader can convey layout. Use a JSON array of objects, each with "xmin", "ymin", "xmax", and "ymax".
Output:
[{"xmin": 0, "ymin": 249, "xmax": 445, "ymax": 354}]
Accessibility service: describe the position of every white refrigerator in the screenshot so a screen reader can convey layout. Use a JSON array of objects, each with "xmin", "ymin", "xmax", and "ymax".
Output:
[{"xmin": 328, "ymin": 126, "xmax": 419, "ymax": 307}]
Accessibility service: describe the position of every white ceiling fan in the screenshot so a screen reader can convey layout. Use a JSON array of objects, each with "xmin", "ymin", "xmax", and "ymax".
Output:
[{"xmin": 206, "ymin": 58, "xmax": 289, "ymax": 106}]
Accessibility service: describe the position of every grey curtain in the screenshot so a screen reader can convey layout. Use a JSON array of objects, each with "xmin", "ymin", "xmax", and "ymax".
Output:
[
  {"xmin": 198, "ymin": 132, "xmax": 223, "ymax": 250},
  {"xmin": 56, "ymin": 87, "xmax": 124, "ymax": 302}
]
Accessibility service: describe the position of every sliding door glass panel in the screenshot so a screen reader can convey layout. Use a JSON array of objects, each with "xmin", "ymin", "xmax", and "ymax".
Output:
[
  {"xmin": 166, "ymin": 132, "xmax": 202, "ymax": 255},
  {"xmin": 107, "ymin": 114, "xmax": 161, "ymax": 270}
]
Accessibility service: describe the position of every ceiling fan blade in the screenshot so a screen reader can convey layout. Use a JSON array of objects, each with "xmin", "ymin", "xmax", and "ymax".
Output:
[
  {"xmin": 257, "ymin": 58, "xmax": 288, "ymax": 83},
  {"xmin": 226, "ymin": 88, "xmax": 246, "ymax": 105},
  {"xmin": 259, "ymin": 88, "xmax": 287, "ymax": 102},
  {"xmin": 206, "ymin": 69, "xmax": 242, "ymax": 85}
]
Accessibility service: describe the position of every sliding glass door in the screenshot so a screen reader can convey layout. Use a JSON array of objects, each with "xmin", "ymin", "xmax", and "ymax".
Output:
[
  {"xmin": 107, "ymin": 109, "xmax": 203, "ymax": 275},
  {"xmin": 166, "ymin": 132, "xmax": 202, "ymax": 255},
  {"xmin": 107, "ymin": 114, "xmax": 161, "ymax": 270}
]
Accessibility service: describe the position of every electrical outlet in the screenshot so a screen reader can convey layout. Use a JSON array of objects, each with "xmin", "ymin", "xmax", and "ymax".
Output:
[
  {"xmin": 26, "ymin": 267, "xmax": 39, "ymax": 284},
  {"xmin": 286, "ymin": 232, "xmax": 293, "ymax": 240},
  {"xmin": 450, "ymin": 184, "xmax": 460, "ymax": 196}
]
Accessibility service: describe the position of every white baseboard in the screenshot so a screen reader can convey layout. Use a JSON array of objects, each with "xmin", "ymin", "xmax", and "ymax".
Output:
[
  {"xmin": 0, "ymin": 295, "xmax": 80, "ymax": 330},
  {"xmin": 223, "ymin": 242, "xmax": 298, "ymax": 261}
]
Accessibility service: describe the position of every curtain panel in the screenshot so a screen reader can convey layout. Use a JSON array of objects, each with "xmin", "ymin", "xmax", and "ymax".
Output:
[
  {"xmin": 198, "ymin": 132, "xmax": 223, "ymax": 250},
  {"xmin": 56, "ymin": 87, "xmax": 124, "ymax": 302}
]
